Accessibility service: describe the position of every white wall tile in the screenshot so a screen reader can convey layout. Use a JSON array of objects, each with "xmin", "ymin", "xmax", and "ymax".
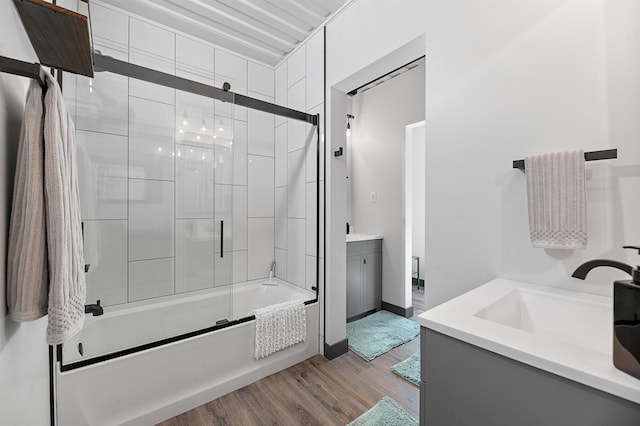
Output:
[
  {"xmin": 287, "ymin": 149, "xmax": 305, "ymax": 218},
  {"xmin": 247, "ymin": 91, "xmax": 275, "ymax": 157},
  {"xmin": 288, "ymin": 77, "xmax": 306, "ymax": 111},
  {"xmin": 175, "ymin": 219, "xmax": 214, "ymax": 293},
  {"xmin": 275, "ymin": 186, "xmax": 287, "ymax": 249},
  {"xmin": 175, "ymin": 144, "xmax": 214, "ymax": 218},
  {"xmin": 248, "ymin": 218, "xmax": 274, "ymax": 280},
  {"xmin": 306, "ymin": 182, "xmax": 317, "ymax": 256},
  {"xmin": 175, "ymin": 91, "xmax": 214, "ymax": 146},
  {"xmin": 306, "ymin": 103, "xmax": 323, "ymax": 182},
  {"xmin": 233, "ymin": 186, "xmax": 247, "ymax": 251},
  {"xmin": 233, "ymin": 120, "xmax": 247, "ymax": 185},
  {"xmin": 287, "ymin": 219, "xmax": 305, "ymax": 287},
  {"xmin": 214, "ymin": 116, "xmax": 235, "ymax": 185},
  {"xmin": 83, "ymin": 220, "xmax": 128, "ymax": 306},
  {"xmin": 288, "ymin": 79, "xmax": 306, "ymax": 152},
  {"xmin": 129, "ymin": 97, "xmax": 175, "ymax": 181},
  {"xmin": 87, "ymin": 3, "xmax": 129, "ymax": 60},
  {"xmin": 76, "ymin": 73, "xmax": 128, "ymax": 135},
  {"xmin": 215, "ymin": 251, "xmax": 233, "ymax": 287},
  {"xmin": 275, "ymin": 248, "xmax": 287, "ymax": 280},
  {"xmin": 287, "ymin": 47, "xmax": 306, "ymax": 88},
  {"xmin": 248, "ymin": 155, "xmax": 274, "ymax": 217},
  {"xmin": 305, "ymin": 255, "xmax": 317, "ymax": 292},
  {"xmin": 176, "ymin": 68, "xmax": 213, "ymax": 86},
  {"xmin": 176, "ymin": 35, "xmax": 214, "ymax": 81},
  {"xmin": 275, "ymin": 123, "xmax": 288, "ymax": 187},
  {"xmin": 129, "ymin": 180, "xmax": 174, "ymax": 260},
  {"xmin": 306, "ymin": 31, "xmax": 324, "ymax": 110},
  {"xmin": 129, "ymin": 19, "xmax": 175, "ymax": 104},
  {"xmin": 129, "ymin": 258, "xmax": 174, "ymax": 302},
  {"xmin": 248, "ymin": 61, "xmax": 274, "ymax": 97},
  {"xmin": 76, "ymin": 131, "xmax": 127, "ymax": 220},
  {"xmin": 215, "ymin": 50, "xmax": 247, "ymax": 121},
  {"xmin": 233, "ymin": 250, "xmax": 247, "ymax": 284},
  {"xmin": 275, "ymin": 63, "xmax": 287, "ymax": 126}
]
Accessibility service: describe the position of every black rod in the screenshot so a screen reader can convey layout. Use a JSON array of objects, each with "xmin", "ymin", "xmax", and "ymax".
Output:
[
  {"xmin": 220, "ymin": 220, "xmax": 224, "ymax": 258},
  {"xmin": 0, "ymin": 55, "xmax": 46, "ymax": 88},
  {"xmin": 513, "ymin": 148, "xmax": 617, "ymax": 170},
  {"xmin": 93, "ymin": 53, "xmax": 317, "ymax": 124}
]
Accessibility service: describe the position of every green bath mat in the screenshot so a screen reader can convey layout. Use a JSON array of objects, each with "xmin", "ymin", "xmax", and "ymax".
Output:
[
  {"xmin": 391, "ymin": 352, "xmax": 420, "ymax": 386},
  {"xmin": 347, "ymin": 397, "xmax": 418, "ymax": 426},
  {"xmin": 346, "ymin": 310, "xmax": 420, "ymax": 361}
]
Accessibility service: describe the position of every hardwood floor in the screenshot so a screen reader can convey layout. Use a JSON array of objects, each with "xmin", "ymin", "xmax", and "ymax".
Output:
[{"xmin": 158, "ymin": 315, "xmax": 422, "ymax": 426}]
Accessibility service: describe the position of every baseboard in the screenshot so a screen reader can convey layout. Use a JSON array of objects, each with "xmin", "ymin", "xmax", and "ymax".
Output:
[
  {"xmin": 347, "ymin": 309, "xmax": 376, "ymax": 323},
  {"xmin": 324, "ymin": 339, "xmax": 348, "ymax": 360},
  {"xmin": 381, "ymin": 301, "xmax": 413, "ymax": 318}
]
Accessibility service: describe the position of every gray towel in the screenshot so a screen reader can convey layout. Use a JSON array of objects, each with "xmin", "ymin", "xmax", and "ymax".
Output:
[
  {"xmin": 42, "ymin": 71, "xmax": 86, "ymax": 344},
  {"xmin": 6, "ymin": 72, "xmax": 86, "ymax": 344},
  {"xmin": 7, "ymin": 80, "xmax": 49, "ymax": 321},
  {"xmin": 525, "ymin": 150, "xmax": 587, "ymax": 249}
]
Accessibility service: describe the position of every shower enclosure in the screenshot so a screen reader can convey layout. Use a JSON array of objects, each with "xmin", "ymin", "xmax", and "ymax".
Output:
[{"xmin": 58, "ymin": 45, "xmax": 320, "ymax": 369}]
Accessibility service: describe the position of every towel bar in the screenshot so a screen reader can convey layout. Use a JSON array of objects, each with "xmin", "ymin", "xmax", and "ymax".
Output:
[{"xmin": 513, "ymin": 149, "xmax": 617, "ymax": 170}]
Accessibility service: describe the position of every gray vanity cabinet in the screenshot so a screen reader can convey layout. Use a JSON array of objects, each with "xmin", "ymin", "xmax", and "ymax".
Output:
[{"xmin": 346, "ymin": 239, "xmax": 382, "ymax": 321}]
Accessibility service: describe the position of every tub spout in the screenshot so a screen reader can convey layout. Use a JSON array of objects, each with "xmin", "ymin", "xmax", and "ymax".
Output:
[
  {"xmin": 85, "ymin": 300, "xmax": 104, "ymax": 316},
  {"xmin": 571, "ymin": 259, "xmax": 632, "ymax": 280}
]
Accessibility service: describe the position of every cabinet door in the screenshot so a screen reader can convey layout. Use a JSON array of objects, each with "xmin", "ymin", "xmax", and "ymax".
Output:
[
  {"xmin": 346, "ymin": 254, "xmax": 363, "ymax": 319},
  {"xmin": 363, "ymin": 252, "xmax": 382, "ymax": 311}
]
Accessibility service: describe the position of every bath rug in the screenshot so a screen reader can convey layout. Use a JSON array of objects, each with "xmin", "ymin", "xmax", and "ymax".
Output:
[
  {"xmin": 347, "ymin": 397, "xmax": 418, "ymax": 426},
  {"xmin": 346, "ymin": 310, "xmax": 419, "ymax": 361},
  {"xmin": 391, "ymin": 352, "xmax": 420, "ymax": 386}
]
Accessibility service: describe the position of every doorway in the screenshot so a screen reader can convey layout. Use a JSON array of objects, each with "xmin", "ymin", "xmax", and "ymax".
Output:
[{"xmin": 345, "ymin": 59, "xmax": 425, "ymax": 319}]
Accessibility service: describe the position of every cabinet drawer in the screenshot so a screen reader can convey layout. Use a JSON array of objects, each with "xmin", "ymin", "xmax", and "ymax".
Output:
[{"xmin": 346, "ymin": 239, "xmax": 381, "ymax": 257}]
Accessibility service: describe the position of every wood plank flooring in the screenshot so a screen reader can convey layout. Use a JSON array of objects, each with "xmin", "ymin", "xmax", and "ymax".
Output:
[{"xmin": 158, "ymin": 309, "xmax": 424, "ymax": 426}]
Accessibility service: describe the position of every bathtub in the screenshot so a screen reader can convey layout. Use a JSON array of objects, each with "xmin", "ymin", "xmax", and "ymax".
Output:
[{"xmin": 55, "ymin": 278, "xmax": 319, "ymax": 425}]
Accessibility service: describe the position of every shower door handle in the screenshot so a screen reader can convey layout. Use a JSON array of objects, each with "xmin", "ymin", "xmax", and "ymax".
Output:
[{"xmin": 220, "ymin": 220, "xmax": 224, "ymax": 258}]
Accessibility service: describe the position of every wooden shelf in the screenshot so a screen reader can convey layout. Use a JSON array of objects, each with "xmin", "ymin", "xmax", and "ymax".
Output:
[{"xmin": 13, "ymin": 0, "xmax": 94, "ymax": 77}]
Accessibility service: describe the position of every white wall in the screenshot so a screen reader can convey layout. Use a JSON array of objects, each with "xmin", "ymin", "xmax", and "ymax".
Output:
[
  {"xmin": 349, "ymin": 66, "xmax": 425, "ymax": 309},
  {"xmin": 326, "ymin": 0, "xmax": 640, "ymax": 343},
  {"xmin": 325, "ymin": 0, "xmax": 426, "ymax": 346},
  {"xmin": 410, "ymin": 122, "xmax": 426, "ymax": 282},
  {"xmin": 0, "ymin": 1, "xmax": 50, "ymax": 424}
]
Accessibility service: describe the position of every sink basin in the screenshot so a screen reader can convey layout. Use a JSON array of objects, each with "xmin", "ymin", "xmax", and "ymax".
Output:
[
  {"xmin": 417, "ymin": 278, "xmax": 640, "ymax": 405},
  {"xmin": 474, "ymin": 288, "xmax": 611, "ymax": 354}
]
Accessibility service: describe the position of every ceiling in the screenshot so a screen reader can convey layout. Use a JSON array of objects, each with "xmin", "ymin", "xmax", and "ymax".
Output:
[{"xmin": 102, "ymin": 0, "xmax": 349, "ymax": 66}]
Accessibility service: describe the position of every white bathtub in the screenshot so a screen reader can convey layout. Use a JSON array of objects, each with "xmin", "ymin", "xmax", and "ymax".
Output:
[
  {"xmin": 56, "ymin": 278, "xmax": 318, "ymax": 425},
  {"xmin": 418, "ymin": 278, "xmax": 640, "ymax": 405}
]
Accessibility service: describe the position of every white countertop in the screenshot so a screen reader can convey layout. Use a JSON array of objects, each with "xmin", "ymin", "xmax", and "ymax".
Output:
[
  {"xmin": 346, "ymin": 233, "xmax": 383, "ymax": 243},
  {"xmin": 418, "ymin": 278, "xmax": 640, "ymax": 405}
]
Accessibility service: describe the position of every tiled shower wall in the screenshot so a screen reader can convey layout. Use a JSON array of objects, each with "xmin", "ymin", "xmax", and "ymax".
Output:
[
  {"xmin": 274, "ymin": 31, "xmax": 325, "ymax": 294},
  {"xmin": 63, "ymin": 1, "xmax": 322, "ymax": 307}
]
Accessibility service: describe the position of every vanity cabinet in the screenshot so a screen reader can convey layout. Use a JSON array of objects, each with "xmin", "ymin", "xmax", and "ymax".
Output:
[{"xmin": 347, "ymin": 239, "xmax": 382, "ymax": 321}]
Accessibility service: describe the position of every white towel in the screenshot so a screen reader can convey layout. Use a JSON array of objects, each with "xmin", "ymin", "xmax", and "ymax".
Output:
[
  {"xmin": 7, "ymin": 80, "xmax": 49, "ymax": 322},
  {"xmin": 253, "ymin": 300, "xmax": 306, "ymax": 359},
  {"xmin": 525, "ymin": 150, "xmax": 587, "ymax": 249},
  {"xmin": 42, "ymin": 71, "xmax": 86, "ymax": 344}
]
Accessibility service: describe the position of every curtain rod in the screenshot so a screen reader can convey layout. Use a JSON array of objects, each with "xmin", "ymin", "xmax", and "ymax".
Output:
[
  {"xmin": 93, "ymin": 53, "xmax": 318, "ymax": 126},
  {"xmin": 0, "ymin": 53, "xmax": 318, "ymax": 126}
]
